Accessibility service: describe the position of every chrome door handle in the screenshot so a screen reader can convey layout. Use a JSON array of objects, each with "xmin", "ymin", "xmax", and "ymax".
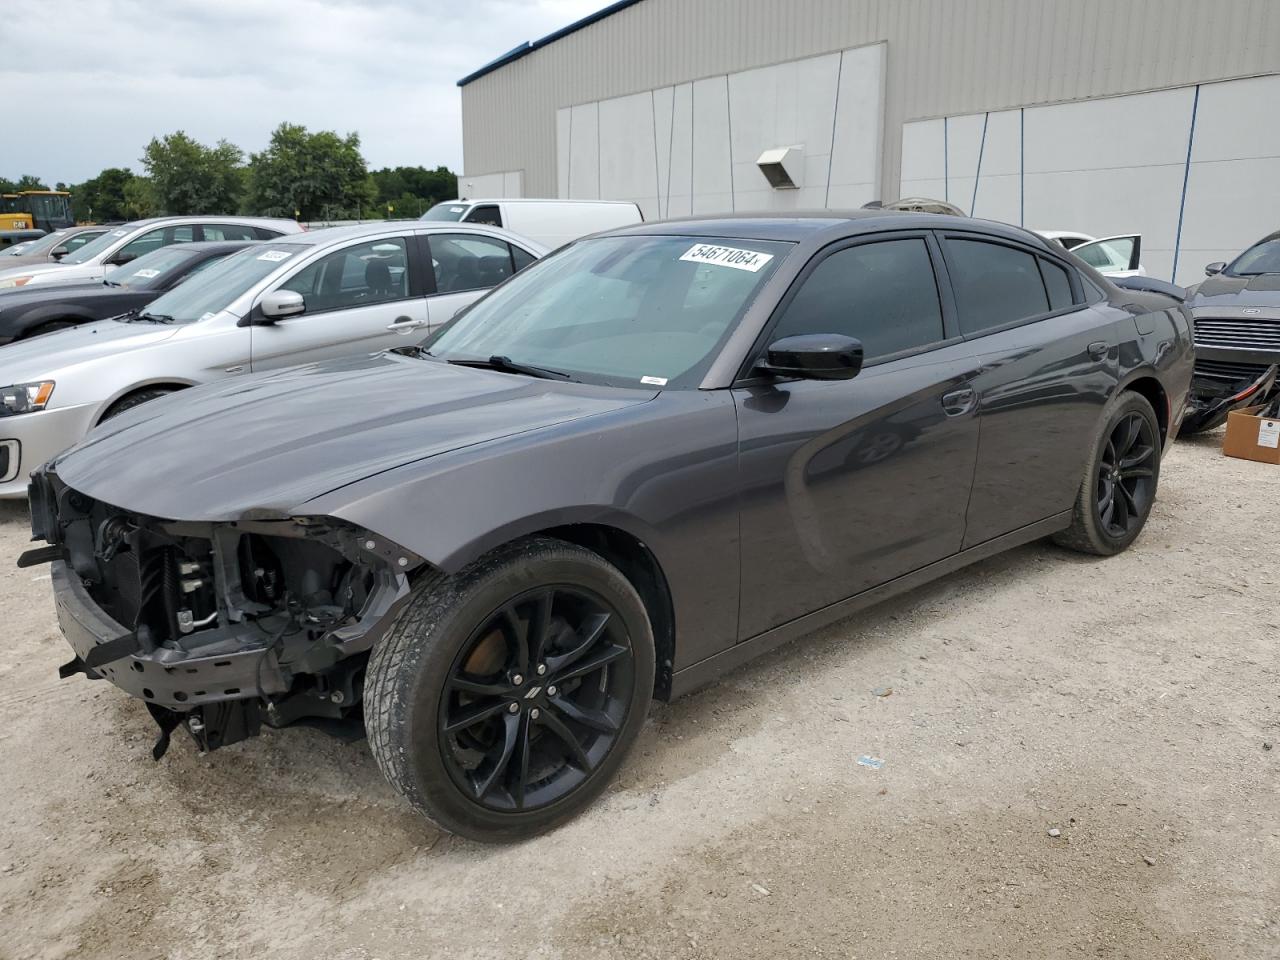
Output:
[
  {"xmin": 1087, "ymin": 340, "xmax": 1109, "ymax": 360},
  {"xmin": 388, "ymin": 318, "xmax": 428, "ymax": 332},
  {"xmin": 941, "ymin": 387, "xmax": 977, "ymax": 417}
]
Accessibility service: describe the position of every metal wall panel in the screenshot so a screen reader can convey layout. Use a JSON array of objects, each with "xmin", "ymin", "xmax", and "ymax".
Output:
[{"xmin": 460, "ymin": 0, "xmax": 1279, "ymax": 201}]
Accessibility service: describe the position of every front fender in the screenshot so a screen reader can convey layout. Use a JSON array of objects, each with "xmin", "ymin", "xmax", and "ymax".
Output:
[{"xmin": 303, "ymin": 390, "xmax": 744, "ymax": 670}]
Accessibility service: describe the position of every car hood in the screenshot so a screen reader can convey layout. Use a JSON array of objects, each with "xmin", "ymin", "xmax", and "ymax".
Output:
[
  {"xmin": 52, "ymin": 352, "xmax": 656, "ymax": 521},
  {"xmin": 1188, "ymin": 273, "xmax": 1280, "ymax": 316},
  {"xmin": 0, "ymin": 252, "xmax": 54, "ymax": 269},
  {"xmin": 0, "ymin": 318, "xmax": 180, "ymax": 381},
  {"xmin": 0, "ymin": 261, "xmax": 81, "ymax": 285},
  {"xmin": 0, "ymin": 280, "xmax": 123, "ymax": 309}
]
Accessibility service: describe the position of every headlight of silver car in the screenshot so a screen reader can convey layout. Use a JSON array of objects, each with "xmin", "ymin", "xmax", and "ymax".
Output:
[
  {"xmin": 0, "ymin": 381, "xmax": 55, "ymax": 415},
  {"xmin": 0, "ymin": 276, "xmax": 35, "ymax": 289}
]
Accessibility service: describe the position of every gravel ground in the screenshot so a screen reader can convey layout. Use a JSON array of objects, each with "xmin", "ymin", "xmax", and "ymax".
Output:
[{"xmin": 0, "ymin": 428, "xmax": 1276, "ymax": 960}]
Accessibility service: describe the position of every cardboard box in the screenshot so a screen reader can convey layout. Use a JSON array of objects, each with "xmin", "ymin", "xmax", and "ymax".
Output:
[{"xmin": 1222, "ymin": 405, "xmax": 1280, "ymax": 465}]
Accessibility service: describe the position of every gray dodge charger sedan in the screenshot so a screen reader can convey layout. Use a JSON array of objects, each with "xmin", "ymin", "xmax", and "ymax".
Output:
[{"xmin": 25, "ymin": 212, "xmax": 1194, "ymax": 841}]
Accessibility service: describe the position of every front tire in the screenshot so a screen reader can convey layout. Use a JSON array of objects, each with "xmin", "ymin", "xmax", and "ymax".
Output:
[
  {"xmin": 1053, "ymin": 391, "xmax": 1161, "ymax": 556},
  {"xmin": 364, "ymin": 537, "xmax": 654, "ymax": 842}
]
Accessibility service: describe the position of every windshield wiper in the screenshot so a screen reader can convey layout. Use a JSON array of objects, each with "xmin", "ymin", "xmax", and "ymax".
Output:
[
  {"xmin": 133, "ymin": 311, "xmax": 176, "ymax": 324},
  {"xmin": 446, "ymin": 355, "xmax": 577, "ymax": 382}
]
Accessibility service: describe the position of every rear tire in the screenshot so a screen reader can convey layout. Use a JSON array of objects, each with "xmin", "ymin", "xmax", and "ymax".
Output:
[
  {"xmin": 101, "ymin": 388, "xmax": 174, "ymax": 421},
  {"xmin": 364, "ymin": 536, "xmax": 654, "ymax": 842},
  {"xmin": 1053, "ymin": 391, "xmax": 1161, "ymax": 556}
]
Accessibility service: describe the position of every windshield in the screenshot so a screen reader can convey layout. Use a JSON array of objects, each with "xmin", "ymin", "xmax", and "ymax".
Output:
[
  {"xmin": 2, "ymin": 239, "xmax": 38, "ymax": 256},
  {"xmin": 137, "ymin": 243, "xmax": 307, "ymax": 323},
  {"xmin": 107, "ymin": 246, "xmax": 202, "ymax": 290},
  {"xmin": 425, "ymin": 234, "xmax": 791, "ymax": 388},
  {"xmin": 421, "ymin": 203, "xmax": 469, "ymax": 222},
  {"xmin": 1226, "ymin": 238, "xmax": 1280, "ymax": 276},
  {"xmin": 63, "ymin": 225, "xmax": 135, "ymax": 264}
]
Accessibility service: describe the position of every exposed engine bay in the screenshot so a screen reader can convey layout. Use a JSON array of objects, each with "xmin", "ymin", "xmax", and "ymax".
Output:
[{"xmin": 24, "ymin": 468, "xmax": 418, "ymax": 758}]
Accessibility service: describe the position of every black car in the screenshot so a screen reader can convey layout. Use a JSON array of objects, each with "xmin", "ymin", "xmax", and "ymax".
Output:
[
  {"xmin": 25, "ymin": 213, "xmax": 1193, "ymax": 841},
  {"xmin": 0, "ymin": 240, "xmax": 256, "ymax": 345},
  {"xmin": 1181, "ymin": 230, "xmax": 1280, "ymax": 432}
]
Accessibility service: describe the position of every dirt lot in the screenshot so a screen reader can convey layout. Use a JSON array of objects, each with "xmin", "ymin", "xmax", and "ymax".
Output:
[{"xmin": 0, "ymin": 428, "xmax": 1276, "ymax": 960}]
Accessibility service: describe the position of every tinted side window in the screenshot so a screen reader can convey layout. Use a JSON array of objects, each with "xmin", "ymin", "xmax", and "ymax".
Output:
[
  {"xmin": 115, "ymin": 227, "xmax": 168, "ymax": 262},
  {"xmin": 1039, "ymin": 258, "xmax": 1074, "ymax": 311},
  {"xmin": 771, "ymin": 238, "xmax": 945, "ymax": 360},
  {"xmin": 254, "ymin": 227, "xmax": 286, "ymax": 239},
  {"xmin": 66, "ymin": 231, "xmax": 104, "ymax": 252},
  {"xmin": 428, "ymin": 233, "xmax": 514, "ymax": 294},
  {"xmin": 946, "ymin": 239, "xmax": 1050, "ymax": 335},
  {"xmin": 511, "ymin": 245, "xmax": 536, "ymax": 272},
  {"xmin": 463, "ymin": 204, "xmax": 503, "ymax": 227},
  {"xmin": 202, "ymin": 223, "xmax": 258, "ymax": 241},
  {"xmin": 279, "ymin": 237, "xmax": 410, "ymax": 312}
]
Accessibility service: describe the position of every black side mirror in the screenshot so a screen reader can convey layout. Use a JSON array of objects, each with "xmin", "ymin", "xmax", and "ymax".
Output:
[
  {"xmin": 1204, "ymin": 261, "xmax": 1226, "ymax": 277},
  {"xmin": 757, "ymin": 334, "xmax": 863, "ymax": 381},
  {"xmin": 106, "ymin": 251, "xmax": 137, "ymax": 267},
  {"xmin": 49, "ymin": 246, "xmax": 70, "ymax": 261}
]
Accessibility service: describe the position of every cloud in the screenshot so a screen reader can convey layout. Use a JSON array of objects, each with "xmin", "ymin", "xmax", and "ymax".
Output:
[{"xmin": 0, "ymin": 0, "xmax": 603, "ymax": 184}]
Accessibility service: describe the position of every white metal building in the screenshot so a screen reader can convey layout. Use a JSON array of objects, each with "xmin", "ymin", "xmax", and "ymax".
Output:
[{"xmin": 457, "ymin": 0, "xmax": 1280, "ymax": 284}]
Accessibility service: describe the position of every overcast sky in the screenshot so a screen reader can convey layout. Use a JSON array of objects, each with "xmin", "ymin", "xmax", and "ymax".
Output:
[{"xmin": 2, "ymin": 0, "xmax": 603, "ymax": 185}]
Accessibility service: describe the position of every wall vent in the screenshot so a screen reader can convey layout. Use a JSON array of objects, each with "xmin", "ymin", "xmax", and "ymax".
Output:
[{"xmin": 757, "ymin": 147, "xmax": 803, "ymax": 190}]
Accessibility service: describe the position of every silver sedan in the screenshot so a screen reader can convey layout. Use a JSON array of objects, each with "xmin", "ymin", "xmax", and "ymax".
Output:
[{"xmin": 0, "ymin": 221, "xmax": 545, "ymax": 497}]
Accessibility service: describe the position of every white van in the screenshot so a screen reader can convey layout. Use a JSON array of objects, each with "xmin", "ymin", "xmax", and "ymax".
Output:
[{"xmin": 421, "ymin": 198, "xmax": 643, "ymax": 250}]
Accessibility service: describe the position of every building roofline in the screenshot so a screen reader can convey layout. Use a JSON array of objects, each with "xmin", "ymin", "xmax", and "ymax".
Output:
[{"xmin": 457, "ymin": 0, "xmax": 645, "ymax": 87}]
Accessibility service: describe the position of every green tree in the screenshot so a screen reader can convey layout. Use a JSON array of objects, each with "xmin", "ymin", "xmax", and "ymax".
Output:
[
  {"xmin": 369, "ymin": 165, "xmax": 458, "ymax": 218},
  {"xmin": 122, "ymin": 177, "xmax": 158, "ymax": 219},
  {"xmin": 70, "ymin": 167, "xmax": 137, "ymax": 222},
  {"xmin": 15, "ymin": 174, "xmax": 50, "ymax": 191},
  {"xmin": 141, "ymin": 131, "xmax": 244, "ymax": 215},
  {"xmin": 247, "ymin": 123, "xmax": 376, "ymax": 221}
]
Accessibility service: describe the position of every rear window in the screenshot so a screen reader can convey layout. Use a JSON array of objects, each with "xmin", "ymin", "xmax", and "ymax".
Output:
[{"xmin": 422, "ymin": 203, "xmax": 469, "ymax": 222}]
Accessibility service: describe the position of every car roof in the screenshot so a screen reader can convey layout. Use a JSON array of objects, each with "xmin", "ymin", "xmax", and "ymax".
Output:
[
  {"xmin": 605, "ymin": 210, "xmax": 1057, "ymax": 248},
  {"xmin": 109, "ymin": 215, "xmax": 299, "ymax": 230},
  {"xmin": 287, "ymin": 220, "xmax": 537, "ymax": 247},
  {"xmin": 455, "ymin": 198, "xmax": 638, "ymax": 207}
]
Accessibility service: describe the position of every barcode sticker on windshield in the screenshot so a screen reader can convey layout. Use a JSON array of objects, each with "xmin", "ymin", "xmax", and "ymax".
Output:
[
  {"xmin": 133, "ymin": 268, "xmax": 160, "ymax": 278},
  {"xmin": 640, "ymin": 375, "xmax": 668, "ymax": 386},
  {"xmin": 680, "ymin": 243, "xmax": 773, "ymax": 272},
  {"xmin": 112, "ymin": 229, "xmax": 128, "ymax": 237},
  {"xmin": 258, "ymin": 250, "xmax": 292, "ymax": 262}
]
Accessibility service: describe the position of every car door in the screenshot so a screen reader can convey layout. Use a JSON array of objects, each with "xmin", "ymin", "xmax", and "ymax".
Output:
[
  {"xmin": 423, "ymin": 232, "xmax": 536, "ymax": 332},
  {"xmin": 249, "ymin": 234, "xmax": 427, "ymax": 371},
  {"xmin": 733, "ymin": 233, "xmax": 984, "ymax": 639},
  {"xmin": 938, "ymin": 233, "xmax": 1123, "ymax": 546},
  {"xmin": 1072, "ymin": 234, "xmax": 1144, "ymax": 278}
]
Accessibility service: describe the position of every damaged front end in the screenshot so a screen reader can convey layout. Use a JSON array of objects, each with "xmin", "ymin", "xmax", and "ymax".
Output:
[
  {"xmin": 24, "ymin": 468, "xmax": 421, "ymax": 759},
  {"xmin": 1182, "ymin": 362, "xmax": 1279, "ymax": 434}
]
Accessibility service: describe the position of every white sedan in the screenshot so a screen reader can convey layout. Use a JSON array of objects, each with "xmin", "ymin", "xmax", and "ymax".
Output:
[
  {"xmin": 0, "ymin": 221, "xmax": 545, "ymax": 498},
  {"xmin": 1036, "ymin": 231, "xmax": 1146, "ymax": 278}
]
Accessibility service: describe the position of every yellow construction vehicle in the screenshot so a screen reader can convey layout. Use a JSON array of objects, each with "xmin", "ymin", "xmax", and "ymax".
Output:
[{"xmin": 0, "ymin": 190, "xmax": 75, "ymax": 233}]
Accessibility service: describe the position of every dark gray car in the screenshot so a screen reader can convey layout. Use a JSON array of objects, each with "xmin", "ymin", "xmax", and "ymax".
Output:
[
  {"xmin": 1180, "ymin": 231, "xmax": 1280, "ymax": 432},
  {"xmin": 25, "ymin": 212, "xmax": 1194, "ymax": 841}
]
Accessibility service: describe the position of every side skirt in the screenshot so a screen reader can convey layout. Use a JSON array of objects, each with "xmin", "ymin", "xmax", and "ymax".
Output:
[{"xmin": 667, "ymin": 511, "xmax": 1072, "ymax": 700}]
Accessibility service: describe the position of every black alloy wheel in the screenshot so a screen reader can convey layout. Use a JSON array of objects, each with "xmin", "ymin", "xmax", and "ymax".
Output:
[
  {"xmin": 1054, "ymin": 390, "xmax": 1161, "ymax": 556},
  {"xmin": 364, "ymin": 536, "xmax": 654, "ymax": 841},
  {"xmin": 439, "ymin": 586, "xmax": 635, "ymax": 812},
  {"xmin": 1095, "ymin": 411, "xmax": 1157, "ymax": 538}
]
